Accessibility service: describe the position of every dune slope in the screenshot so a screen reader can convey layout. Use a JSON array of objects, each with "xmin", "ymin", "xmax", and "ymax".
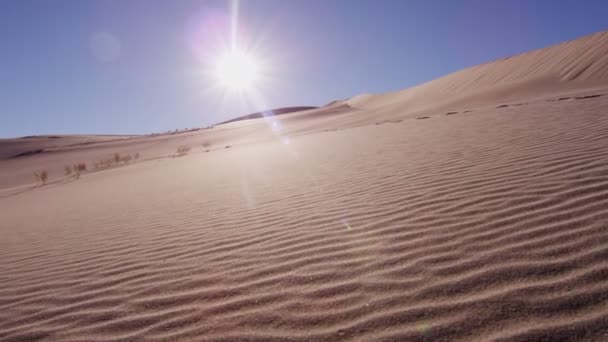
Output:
[{"xmin": 345, "ymin": 30, "xmax": 608, "ymax": 113}]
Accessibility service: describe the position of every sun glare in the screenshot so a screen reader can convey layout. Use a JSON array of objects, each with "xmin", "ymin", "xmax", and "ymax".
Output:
[{"xmin": 213, "ymin": 50, "xmax": 259, "ymax": 91}]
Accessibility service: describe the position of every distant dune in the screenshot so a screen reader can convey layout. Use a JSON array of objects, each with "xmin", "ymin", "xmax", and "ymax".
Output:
[
  {"xmin": 217, "ymin": 106, "xmax": 318, "ymax": 124},
  {"xmin": 1, "ymin": 31, "xmax": 608, "ymax": 341}
]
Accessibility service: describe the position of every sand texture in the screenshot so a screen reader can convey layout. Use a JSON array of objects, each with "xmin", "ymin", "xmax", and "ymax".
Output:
[{"xmin": 1, "ymin": 31, "xmax": 608, "ymax": 341}]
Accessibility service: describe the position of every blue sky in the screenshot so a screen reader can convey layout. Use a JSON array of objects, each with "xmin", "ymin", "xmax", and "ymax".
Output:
[{"xmin": 1, "ymin": 0, "xmax": 607, "ymax": 137}]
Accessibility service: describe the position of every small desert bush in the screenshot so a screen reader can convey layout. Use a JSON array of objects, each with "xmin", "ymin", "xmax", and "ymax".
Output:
[
  {"xmin": 74, "ymin": 163, "xmax": 87, "ymax": 178},
  {"xmin": 176, "ymin": 145, "xmax": 191, "ymax": 156},
  {"xmin": 114, "ymin": 153, "xmax": 125, "ymax": 163},
  {"xmin": 112, "ymin": 152, "xmax": 137, "ymax": 164},
  {"xmin": 120, "ymin": 154, "xmax": 132, "ymax": 163},
  {"xmin": 34, "ymin": 170, "xmax": 49, "ymax": 185},
  {"xmin": 94, "ymin": 158, "xmax": 114, "ymax": 170},
  {"xmin": 65, "ymin": 163, "xmax": 87, "ymax": 178},
  {"xmin": 94, "ymin": 152, "xmax": 138, "ymax": 170},
  {"xmin": 95, "ymin": 156, "xmax": 116, "ymax": 169}
]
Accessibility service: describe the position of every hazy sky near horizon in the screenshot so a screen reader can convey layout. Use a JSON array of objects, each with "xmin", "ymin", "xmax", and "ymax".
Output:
[{"xmin": 1, "ymin": 0, "xmax": 607, "ymax": 137}]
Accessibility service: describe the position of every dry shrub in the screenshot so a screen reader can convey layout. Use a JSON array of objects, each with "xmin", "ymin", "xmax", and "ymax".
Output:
[
  {"xmin": 177, "ymin": 145, "xmax": 191, "ymax": 156},
  {"xmin": 72, "ymin": 163, "xmax": 87, "ymax": 178},
  {"xmin": 65, "ymin": 165, "xmax": 73, "ymax": 175},
  {"xmin": 91, "ymin": 151, "xmax": 141, "ymax": 171},
  {"xmin": 94, "ymin": 158, "xmax": 114, "ymax": 170},
  {"xmin": 75, "ymin": 163, "xmax": 87, "ymax": 172},
  {"xmin": 34, "ymin": 170, "xmax": 49, "ymax": 185},
  {"xmin": 112, "ymin": 152, "xmax": 136, "ymax": 164},
  {"xmin": 94, "ymin": 152, "xmax": 138, "ymax": 170}
]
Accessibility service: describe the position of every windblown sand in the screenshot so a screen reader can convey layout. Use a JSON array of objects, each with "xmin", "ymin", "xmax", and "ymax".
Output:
[{"xmin": 1, "ymin": 31, "xmax": 608, "ymax": 341}]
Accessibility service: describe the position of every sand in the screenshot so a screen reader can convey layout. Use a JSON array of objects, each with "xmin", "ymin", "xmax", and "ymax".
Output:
[{"xmin": 1, "ymin": 31, "xmax": 608, "ymax": 341}]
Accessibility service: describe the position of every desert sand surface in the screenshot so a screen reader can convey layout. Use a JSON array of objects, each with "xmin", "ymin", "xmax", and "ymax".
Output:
[{"xmin": 1, "ymin": 31, "xmax": 608, "ymax": 341}]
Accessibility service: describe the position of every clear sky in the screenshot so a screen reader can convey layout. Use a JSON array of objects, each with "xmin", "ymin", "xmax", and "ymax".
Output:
[{"xmin": 1, "ymin": 0, "xmax": 607, "ymax": 137}]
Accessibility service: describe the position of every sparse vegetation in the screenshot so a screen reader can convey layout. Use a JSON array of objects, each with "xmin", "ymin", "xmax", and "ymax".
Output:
[
  {"xmin": 120, "ymin": 154, "xmax": 132, "ymax": 163},
  {"xmin": 94, "ymin": 158, "xmax": 114, "ymax": 170},
  {"xmin": 73, "ymin": 163, "xmax": 86, "ymax": 178},
  {"xmin": 94, "ymin": 152, "xmax": 139, "ymax": 170},
  {"xmin": 177, "ymin": 145, "xmax": 191, "ymax": 156},
  {"xmin": 64, "ymin": 163, "xmax": 87, "ymax": 179},
  {"xmin": 34, "ymin": 170, "xmax": 49, "ymax": 185}
]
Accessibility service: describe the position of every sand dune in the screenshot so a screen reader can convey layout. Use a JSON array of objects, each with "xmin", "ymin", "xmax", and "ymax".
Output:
[
  {"xmin": 217, "ymin": 107, "xmax": 319, "ymax": 125},
  {"xmin": 1, "ymin": 31, "xmax": 608, "ymax": 341},
  {"xmin": 344, "ymin": 31, "xmax": 608, "ymax": 111}
]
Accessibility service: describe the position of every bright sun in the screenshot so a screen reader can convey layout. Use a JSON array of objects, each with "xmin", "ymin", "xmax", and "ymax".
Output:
[{"xmin": 213, "ymin": 50, "xmax": 259, "ymax": 91}]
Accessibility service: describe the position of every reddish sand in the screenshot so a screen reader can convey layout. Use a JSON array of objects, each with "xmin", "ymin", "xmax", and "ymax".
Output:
[{"xmin": 1, "ymin": 31, "xmax": 608, "ymax": 341}]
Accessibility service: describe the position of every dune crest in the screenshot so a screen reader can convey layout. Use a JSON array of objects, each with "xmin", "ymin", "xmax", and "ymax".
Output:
[{"xmin": 345, "ymin": 31, "xmax": 608, "ymax": 112}]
